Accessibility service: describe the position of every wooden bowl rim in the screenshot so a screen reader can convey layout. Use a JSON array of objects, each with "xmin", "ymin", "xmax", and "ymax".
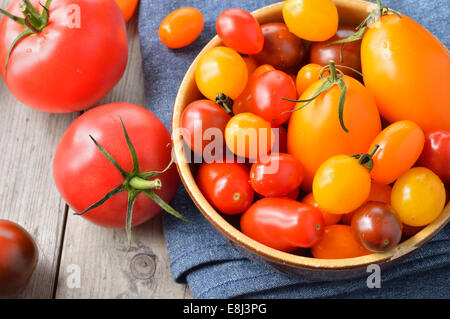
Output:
[{"xmin": 171, "ymin": 0, "xmax": 450, "ymax": 270}]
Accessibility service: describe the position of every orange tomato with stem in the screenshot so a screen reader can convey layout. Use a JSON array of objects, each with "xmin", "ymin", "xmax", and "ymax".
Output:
[{"xmin": 115, "ymin": 0, "xmax": 139, "ymax": 22}]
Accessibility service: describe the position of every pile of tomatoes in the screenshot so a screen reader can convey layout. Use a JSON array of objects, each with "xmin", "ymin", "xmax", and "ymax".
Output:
[{"xmin": 180, "ymin": 0, "xmax": 449, "ymax": 259}]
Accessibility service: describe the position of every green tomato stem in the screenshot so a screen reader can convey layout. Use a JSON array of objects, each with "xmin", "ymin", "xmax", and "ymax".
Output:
[{"xmin": 129, "ymin": 177, "xmax": 162, "ymax": 190}]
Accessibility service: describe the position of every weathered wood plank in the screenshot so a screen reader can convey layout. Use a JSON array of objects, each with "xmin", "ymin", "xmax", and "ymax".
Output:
[{"xmin": 55, "ymin": 14, "xmax": 192, "ymax": 299}]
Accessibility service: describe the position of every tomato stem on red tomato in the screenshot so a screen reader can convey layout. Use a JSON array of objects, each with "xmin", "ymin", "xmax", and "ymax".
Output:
[
  {"xmin": 129, "ymin": 177, "xmax": 162, "ymax": 190},
  {"xmin": 215, "ymin": 93, "xmax": 234, "ymax": 115}
]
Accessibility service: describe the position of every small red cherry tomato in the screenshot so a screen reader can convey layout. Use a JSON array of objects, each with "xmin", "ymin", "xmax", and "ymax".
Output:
[
  {"xmin": 180, "ymin": 100, "xmax": 231, "ymax": 156},
  {"xmin": 251, "ymin": 70, "xmax": 297, "ymax": 126},
  {"xmin": 250, "ymin": 153, "xmax": 304, "ymax": 197},
  {"xmin": 0, "ymin": 220, "xmax": 38, "ymax": 297},
  {"xmin": 311, "ymin": 225, "xmax": 372, "ymax": 259},
  {"xmin": 216, "ymin": 8, "xmax": 264, "ymax": 55},
  {"xmin": 302, "ymin": 193, "xmax": 341, "ymax": 226},
  {"xmin": 197, "ymin": 162, "xmax": 254, "ymax": 215},
  {"xmin": 241, "ymin": 197, "xmax": 324, "ymax": 252},
  {"xmin": 417, "ymin": 130, "xmax": 450, "ymax": 183},
  {"xmin": 159, "ymin": 7, "xmax": 204, "ymax": 49},
  {"xmin": 351, "ymin": 202, "xmax": 403, "ymax": 252}
]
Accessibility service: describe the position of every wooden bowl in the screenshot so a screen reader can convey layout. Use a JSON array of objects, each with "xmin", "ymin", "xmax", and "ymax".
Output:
[{"xmin": 171, "ymin": 0, "xmax": 450, "ymax": 280}]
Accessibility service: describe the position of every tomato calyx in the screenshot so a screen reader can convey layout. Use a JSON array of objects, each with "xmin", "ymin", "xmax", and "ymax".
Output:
[
  {"xmin": 215, "ymin": 93, "xmax": 234, "ymax": 115},
  {"xmin": 329, "ymin": 0, "xmax": 401, "ymax": 47},
  {"xmin": 349, "ymin": 144, "xmax": 380, "ymax": 171},
  {"xmin": 282, "ymin": 60, "xmax": 362, "ymax": 133},
  {"xmin": 74, "ymin": 117, "xmax": 191, "ymax": 247},
  {"xmin": 0, "ymin": 0, "xmax": 52, "ymax": 74}
]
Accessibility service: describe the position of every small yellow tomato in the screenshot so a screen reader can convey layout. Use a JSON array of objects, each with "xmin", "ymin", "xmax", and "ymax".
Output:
[
  {"xmin": 296, "ymin": 63, "xmax": 323, "ymax": 96},
  {"xmin": 195, "ymin": 47, "xmax": 248, "ymax": 101},
  {"xmin": 282, "ymin": 0, "xmax": 339, "ymax": 41},
  {"xmin": 313, "ymin": 155, "xmax": 371, "ymax": 214},
  {"xmin": 391, "ymin": 167, "xmax": 446, "ymax": 227},
  {"xmin": 225, "ymin": 113, "xmax": 274, "ymax": 160}
]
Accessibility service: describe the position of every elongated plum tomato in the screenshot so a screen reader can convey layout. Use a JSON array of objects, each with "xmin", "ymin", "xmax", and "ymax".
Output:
[
  {"xmin": 302, "ymin": 193, "xmax": 341, "ymax": 226},
  {"xmin": 53, "ymin": 103, "xmax": 181, "ymax": 230},
  {"xmin": 197, "ymin": 162, "xmax": 254, "ymax": 215},
  {"xmin": 251, "ymin": 70, "xmax": 297, "ymax": 126},
  {"xmin": 180, "ymin": 100, "xmax": 231, "ymax": 157},
  {"xmin": 296, "ymin": 63, "xmax": 323, "ymax": 96},
  {"xmin": 252, "ymin": 22, "xmax": 306, "ymax": 73},
  {"xmin": 282, "ymin": 0, "xmax": 338, "ymax": 42},
  {"xmin": 250, "ymin": 153, "xmax": 304, "ymax": 197},
  {"xmin": 0, "ymin": 220, "xmax": 38, "ymax": 297},
  {"xmin": 361, "ymin": 13, "xmax": 450, "ymax": 132},
  {"xmin": 288, "ymin": 66, "xmax": 381, "ymax": 192},
  {"xmin": 0, "ymin": 0, "xmax": 128, "ymax": 113},
  {"xmin": 115, "ymin": 0, "xmax": 139, "ymax": 22},
  {"xmin": 241, "ymin": 197, "xmax": 324, "ymax": 252},
  {"xmin": 313, "ymin": 155, "xmax": 372, "ymax": 214},
  {"xmin": 391, "ymin": 167, "xmax": 446, "ymax": 227},
  {"xmin": 216, "ymin": 8, "xmax": 264, "ymax": 55},
  {"xmin": 225, "ymin": 113, "xmax": 274, "ymax": 160},
  {"xmin": 417, "ymin": 130, "xmax": 450, "ymax": 183},
  {"xmin": 159, "ymin": 7, "xmax": 204, "ymax": 49},
  {"xmin": 369, "ymin": 120, "xmax": 424, "ymax": 184},
  {"xmin": 234, "ymin": 64, "xmax": 275, "ymax": 115},
  {"xmin": 195, "ymin": 46, "xmax": 248, "ymax": 101},
  {"xmin": 311, "ymin": 225, "xmax": 371, "ymax": 259},
  {"xmin": 351, "ymin": 202, "xmax": 402, "ymax": 252}
]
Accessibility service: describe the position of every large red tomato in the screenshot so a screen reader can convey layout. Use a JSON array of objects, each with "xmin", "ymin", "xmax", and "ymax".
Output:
[
  {"xmin": 0, "ymin": 220, "xmax": 38, "ymax": 297},
  {"xmin": 53, "ymin": 103, "xmax": 180, "ymax": 231},
  {"xmin": 0, "ymin": 0, "xmax": 128, "ymax": 113}
]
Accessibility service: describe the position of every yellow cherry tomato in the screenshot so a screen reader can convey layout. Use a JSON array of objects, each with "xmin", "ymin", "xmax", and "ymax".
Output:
[
  {"xmin": 225, "ymin": 113, "xmax": 274, "ymax": 160},
  {"xmin": 282, "ymin": 0, "xmax": 338, "ymax": 41},
  {"xmin": 313, "ymin": 155, "xmax": 371, "ymax": 214},
  {"xmin": 195, "ymin": 47, "xmax": 248, "ymax": 101},
  {"xmin": 391, "ymin": 167, "xmax": 446, "ymax": 227}
]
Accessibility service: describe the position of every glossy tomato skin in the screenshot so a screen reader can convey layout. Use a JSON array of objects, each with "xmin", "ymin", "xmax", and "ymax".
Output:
[
  {"xmin": 296, "ymin": 63, "xmax": 323, "ymax": 96},
  {"xmin": 251, "ymin": 70, "xmax": 297, "ymax": 126},
  {"xmin": 241, "ymin": 197, "xmax": 324, "ymax": 252},
  {"xmin": 216, "ymin": 8, "xmax": 264, "ymax": 55},
  {"xmin": 115, "ymin": 0, "xmax": 139, "ymax": 22},
  {"xmin": 309, "ymin": 26, "xmax": 362, "ymax": 79},
  {"xmin": 391, "ymin": 167, "xmax": 446, "ymax": 227},
  {"xmin": 250, "ymin": 153, "xmax": 304, "ymax": 197},
  {"xmin": 302, "ymin": 193, "xmax": 341, "ymax": 226},
  {"xmin": 0, "ymin": 220, "xmax": 38, "ymax": 297},
  {"xmin": 311, "ymin": 225, "xmax": 371, "ymax": 259},
  {"xmin": 159, "ymin": 7, "xmax": 204, "ymax": 49},
  {"xmin": 288, "ymin": 75, "xmax": 381, "ymax": 191},
  {"xmin": 361, "ymin": 14, "xmax": 450, "ymax": 132},
  {"xmin": 417, "ymin": 130, "xmax": 450, "ymax": 183},
  {"xmin": 195, "ymin": 46, "xmax": 248, "ymax": 101},
  {"xmin": 0, "ymin": 0, "xmax": 128, "ymax": 113},
  {"xmin": 197, "ymin": 162, "xmax": 254, "ymax": 215},
  {"xmin": 53, "ymin": 103, "xmax": 179, "ymax": 228},
  {"xmin": 180, "ymin": 100, "xmax": 231, "ymax": 156},
  {"xmin": 282, "ymin": 0, "xmax": 338, "ymax": 42},
  {"xmin": 313, "ymin": 155, "xmax": 371, "ymax": 215},
  {"xmin": 351, "ymin": 202, "xmax": 403, "ymax": 252},
  {"xmin": 369, "ymin": 120, "xmax": 425, "ymax": 185},
  {"xmin": 225, "ymin": 113, "xmax": 274, "ymax": 161},
  {"xmin": 252, "ymin": 23, "xmax": 306, "ymax": 73}
]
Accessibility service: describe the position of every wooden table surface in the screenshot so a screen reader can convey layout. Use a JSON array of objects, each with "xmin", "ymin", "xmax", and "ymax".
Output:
[{"xmin": 0, "ymin": 1, "xmax": 192, "ymax": 299}]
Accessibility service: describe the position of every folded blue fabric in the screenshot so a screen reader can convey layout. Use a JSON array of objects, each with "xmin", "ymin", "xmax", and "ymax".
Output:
[{"xmin": 138, "ymin": 0, "xmax": 450, "ymax": 299}]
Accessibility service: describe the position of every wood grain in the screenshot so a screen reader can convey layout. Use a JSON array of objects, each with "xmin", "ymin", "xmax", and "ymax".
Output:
[{"xmin": 54, "ymin": 14, "xmax": 192, "ymax": 299}]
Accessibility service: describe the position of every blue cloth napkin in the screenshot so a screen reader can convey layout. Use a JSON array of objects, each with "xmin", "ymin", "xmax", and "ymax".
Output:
[{"xmin": 138, "ymin": 0, "xmax": 450, "ymax": 299}]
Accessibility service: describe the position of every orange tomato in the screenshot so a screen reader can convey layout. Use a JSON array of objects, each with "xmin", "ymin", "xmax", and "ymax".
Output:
[
  {"xmin": 311, "ymin": 225, "xmax": 371, "ymax": 259},
  {"xmin": 225, "ymin": 113, "xmax": 274, "ymax": 160},
  {"xmin": 302, "ymin": 193, "xmax": 341, "ymax": 226},
  {"xmin": 233, "ymin": 64, "xmax": 275, "ymax": 115},
  {"xmin": 159, "ymin": 8, "xmax": 204, "ymax": 49},
  {"xmin": 115, "ymin": 0, "xmax": 139, "ymax": 22},
  {"xmin": 361, "ymin": 14, "xmax": 450, "ymax": 132},
  {"xmin": 369, "ymin": 120, "xmax": 425, "ymax": 184},
  {"xmin": 287, "ymin": 75, "xmax": 381, "ymax": 191},
  {"xmin": 243, "ymin": 56, "xmax": 258, "ymax": 77},
  {"xmin": 296, "ymin": 63, "xmax": 322, "ymax": 96}
]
